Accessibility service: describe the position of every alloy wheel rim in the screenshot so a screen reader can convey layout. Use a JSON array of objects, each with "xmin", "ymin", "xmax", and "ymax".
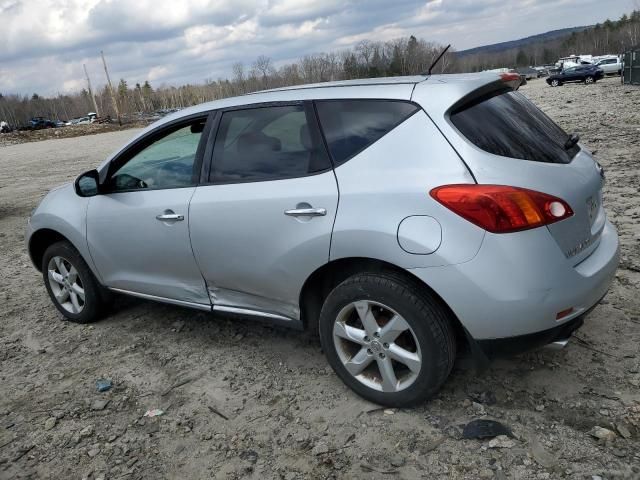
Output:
[
  {"xmin": 332, "ymin": 300, "xmax": 422, "ymax": 393},
  {"xmin": 47, "ymin": 256, "xmax": 85, "ymax": 314},
  {"xmin": 586, "ymin": 77, "xmax": 594, "ymax": 83}
]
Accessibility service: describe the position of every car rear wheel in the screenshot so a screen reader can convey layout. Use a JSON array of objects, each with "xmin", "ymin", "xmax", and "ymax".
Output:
[
  {"xmin": 550, "ymin": 79, "xmax": 560, "ymax": 87},
  {"xmin": 319, "ymin": 271, "xmax": 456, "ymax": 407},
  {"xmin": 585, "ymin": 76, "xmax": 595, "ymax": 84},
  {"xmin": 42, "ymin": 241, "xmax": 109, "ymax": 323}
]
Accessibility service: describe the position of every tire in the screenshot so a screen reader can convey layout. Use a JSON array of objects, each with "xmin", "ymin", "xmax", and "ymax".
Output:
[
  {"xmin": 585, "ymin": 76, "xmax": 595, "ymax": 84},
  {"xmin": 319, "ymin": 271, "xmax": 456, "ymax": 407},
  {"xmin": 42, "ymin": 241, "xmax": 109, "ymax": 323},
  {"xmin": 550, "ymin": 79, "xmax": 560, "ymax": 87}
]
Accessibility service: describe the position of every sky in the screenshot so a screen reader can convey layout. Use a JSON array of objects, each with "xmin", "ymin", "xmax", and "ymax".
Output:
[{"xmin": 0, "ymin": 0, "xmax": 634, "ymax": 96}]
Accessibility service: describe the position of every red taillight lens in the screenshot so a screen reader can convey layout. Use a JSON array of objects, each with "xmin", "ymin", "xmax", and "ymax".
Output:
[{"xmin": 430, "ymin": 185, "xmax": 573, "ymax": 233}]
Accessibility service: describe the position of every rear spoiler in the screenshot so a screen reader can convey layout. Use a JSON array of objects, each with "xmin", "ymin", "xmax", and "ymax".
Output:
[{"xmin": 447, "ymin": 73, "xmax": 522, "ymax": 115}]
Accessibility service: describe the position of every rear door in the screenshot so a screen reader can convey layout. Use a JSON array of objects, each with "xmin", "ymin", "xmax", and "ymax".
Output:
[
  {"xmin": 445, "ymin": 89, "xmax": 606, "ymax": 265},
  {"xmin": 189, "ymin": 102, "xmax": 338, "ymax": 322},
  {"xmin": 563, "ymin": 67, "xmax": 578, "ymax": 81}
]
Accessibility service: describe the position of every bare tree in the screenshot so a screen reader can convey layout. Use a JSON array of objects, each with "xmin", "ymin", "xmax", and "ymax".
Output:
[
  {"xmin": 252, "ymin": 55, "xmax": 272, "ymax": 88},
  {"xmin": 2, "ymin": 9, "xmax": 639, "ymax": 127}
]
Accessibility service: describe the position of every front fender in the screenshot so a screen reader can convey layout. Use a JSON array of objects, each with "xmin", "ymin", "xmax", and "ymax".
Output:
[{"xmin": 26, "ymin": 184, "xmax": 102, "ymax": 283}]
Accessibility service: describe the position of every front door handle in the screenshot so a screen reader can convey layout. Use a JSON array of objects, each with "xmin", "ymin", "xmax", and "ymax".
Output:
[
  {"xmin": 284, "ymin": 208, "xmax": 327, "ymax": 217},
  {"xmin": 156, "ymin": 213, "xmax": 184, "ymax": 221}
]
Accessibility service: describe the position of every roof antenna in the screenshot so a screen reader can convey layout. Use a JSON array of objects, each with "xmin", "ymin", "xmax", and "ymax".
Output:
[{"xmin": 426, "ymin": 44, "xmax": 451, "ymax": 76}]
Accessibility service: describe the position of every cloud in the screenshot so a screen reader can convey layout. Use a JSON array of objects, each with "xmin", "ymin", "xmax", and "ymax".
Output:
[{"xmin": 0, "ymin": 0, "xmax": 631, "ymax": 95}]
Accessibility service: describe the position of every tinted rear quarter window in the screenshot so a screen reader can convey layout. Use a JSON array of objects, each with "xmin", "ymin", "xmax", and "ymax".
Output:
[
  {"xmin": 316, "ymin": 100, "xmax": 419, "ymax": 165},
  {"xmin": 450, "ymin": 90, "xmax": 578, "ymax": 163}
]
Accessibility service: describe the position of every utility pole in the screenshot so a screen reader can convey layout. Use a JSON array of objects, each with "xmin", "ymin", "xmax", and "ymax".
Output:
[
  {"xmin": 100, "ymin": 50, "xmax": 121, "ymax": 125},
  {"xmin": 83, "ymin": 64, "xmax": 100, "ymax": 116}
]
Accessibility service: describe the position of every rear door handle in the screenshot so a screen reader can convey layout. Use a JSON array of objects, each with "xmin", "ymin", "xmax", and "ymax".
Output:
[
  {"xmin": 284, "ymin": 208, "xmax": 327, "ymax": 217},
  {"xmin": 156, "ymin": 213, "xmax": 184, "ymax": 221}
]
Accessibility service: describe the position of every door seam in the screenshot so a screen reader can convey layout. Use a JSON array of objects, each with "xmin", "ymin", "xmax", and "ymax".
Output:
[{"xmin": 186, "ymin": 186, "xmax": 214, "ymax": 308}]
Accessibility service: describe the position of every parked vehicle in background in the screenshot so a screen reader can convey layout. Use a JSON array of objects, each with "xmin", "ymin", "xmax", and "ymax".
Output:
[
  {"xmin": 533, "ymin": 66, "xmax": 549, "ymax": 77},
  {"xmin": 546, "ymin": 65, "xmax": 604, "ymax": 86},
  {"xmin": 19, "ymin": 117, "xmax": 57, "ymax": 130},
  {"xmin": 0, "ymin": 120, "xmax": 10, "ymax": 133},
  {"xmin": 595, "ymin": 57, "xmax": 622, "ymax": 75},
  {"xmin": 66, "ymin": 116, "xmax": 92, "ymax": 126},
  {"xmin": 556, "ymin": 55, "xmax": 594, "ymax": 70},
  {"xmin": 27, "ymin": 72, "xmax": 619, "ymax": 407},
  {"xmin": 515, "ymin": 67, "xmax": 539, "ymax": 80}
]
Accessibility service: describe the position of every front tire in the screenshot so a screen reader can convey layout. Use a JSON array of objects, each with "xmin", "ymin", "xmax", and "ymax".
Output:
[
  {"xmin": 550, "ymin": 79, "xmax": 560, "ymax": 87},
  {"xmin": 42, "ymin": 241, "xmax": 108, "ymax": 323},
  {"xmin": 319, "ymin": 272, "xmax": 456, "ymax": 407},
  {"xmin": 585, "ymin": 76, "xmax": 595, "ymax": 84}
]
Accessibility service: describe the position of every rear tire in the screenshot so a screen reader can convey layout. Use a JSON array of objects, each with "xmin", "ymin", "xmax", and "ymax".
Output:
[
  {"xmin": 319, "ymin": 271, "xmax": 456, "ymax": 407},
  {"xmin": 42, "ymin": 241, "xmax": 109, "ymax": 323}
]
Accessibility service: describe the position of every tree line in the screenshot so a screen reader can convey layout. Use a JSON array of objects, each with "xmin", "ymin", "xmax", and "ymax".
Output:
[
  {"xmin": 1, "ymin": 9, "xmax": 638, "ymax": 126},
  {"xmin": 457, "ymin": 9, "xmax": 640, "ymax": 72}
]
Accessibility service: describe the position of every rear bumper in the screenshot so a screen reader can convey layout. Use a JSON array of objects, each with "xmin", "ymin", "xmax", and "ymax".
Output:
[
  {"xmin": 409, "ymin": 219, "xmax": 619, "ymax": 341},
  {"xmin": 476, "ymin": 307, "xmax": 589, "ymax": 358}
]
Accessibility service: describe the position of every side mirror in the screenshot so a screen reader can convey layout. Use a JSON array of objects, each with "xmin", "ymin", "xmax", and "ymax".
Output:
[{"xmin": 74, "ymin": 169, "xmax": 100, "ymax": 197}]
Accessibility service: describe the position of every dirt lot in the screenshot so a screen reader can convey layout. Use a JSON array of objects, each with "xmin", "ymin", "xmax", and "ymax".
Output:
[{"xmin": 0, "ymin": 76, "xmax": 639, "ymax": 479}]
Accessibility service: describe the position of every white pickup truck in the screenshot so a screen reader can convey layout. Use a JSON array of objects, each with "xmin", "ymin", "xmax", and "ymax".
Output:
[{"xmin": 595, "ymin": 57, "xmax": 622, "ymax": 75}]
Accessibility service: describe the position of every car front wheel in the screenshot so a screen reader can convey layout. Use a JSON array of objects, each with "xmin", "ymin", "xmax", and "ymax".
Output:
[
  {"xmin": 550, "ymin": 79, "xmax": 560, "ymax": 87},
  {"xmin": 319, "ymin": 271, "xmax": 456, "ymax": 407},
  {"xmin": 585, "ymin": 76, "xmax": 595, "ymax": 84},
  {"xmin": 42, "ymin": 241, "xmax": 109, "ymax": 323}
]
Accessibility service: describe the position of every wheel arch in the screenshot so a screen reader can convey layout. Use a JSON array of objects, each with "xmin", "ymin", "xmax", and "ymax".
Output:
[
  {"xmin": 299, "ymin": 256, "xmax": 468, "ymax": 350},
  {"xmin": 29, "ymin": 228, "xmax": 77, "ymax": 272}
]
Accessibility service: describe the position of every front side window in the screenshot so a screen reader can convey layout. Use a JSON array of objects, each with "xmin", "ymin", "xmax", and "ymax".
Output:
[
  {"xmin": 210, "ymin": 105, "xmax": 330, "ymax": 182},
  {"xmin": 108, "ymin": 118, "xmax": 206, "ymax": 191},
  {"xmin": 450, "ymin": 90, "xmax": 578, "ymax": 164},
  {"xmin": 315, "ymin": 100, "xmax": 419, "ymax": 165}
]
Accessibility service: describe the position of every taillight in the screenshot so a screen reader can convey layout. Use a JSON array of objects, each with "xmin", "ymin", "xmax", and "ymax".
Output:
[{"xmin": 430, "ymin": 184, "xmax": 573, "ymax": 233}]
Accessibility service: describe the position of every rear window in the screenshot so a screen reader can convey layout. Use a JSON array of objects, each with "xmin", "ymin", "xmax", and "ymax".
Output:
[
  {"xmin": 450, "ymin": 90, "xmax": 579, "ymax": 163},
  {"xmin": 316, "ymin": 100, "xmax": 419, "ymax": 165}
]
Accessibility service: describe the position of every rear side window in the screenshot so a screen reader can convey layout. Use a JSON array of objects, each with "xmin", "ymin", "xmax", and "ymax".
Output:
[
  {"xmin": 450, "ymin": 91, "xmax": 578, "ymax": 163},
  {"xmin": 316, "ymin": 100, "xmax": 419, "ymax": 165},
  {"xmin": 210, "ymin": 105, "xmax": 331, "ymax": 183}
]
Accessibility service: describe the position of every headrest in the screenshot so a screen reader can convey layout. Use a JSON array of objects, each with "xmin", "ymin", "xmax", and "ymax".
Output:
[
  {"xmin": 237, "ymin": 131, "xmax": 281, "ymax": 156},
  {"xmin": 299, "ymin": 124, "xmax": 312, "ymax": 150}
]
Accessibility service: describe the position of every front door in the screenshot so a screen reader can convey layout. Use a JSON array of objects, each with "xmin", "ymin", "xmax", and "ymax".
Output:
[
  {"xmin": 189, "ymin": 103, "xmax": 338, "ymax": 321},
  {"xmin": 87, "ymin": 115, "xmax": 212, "ymax": 306}
]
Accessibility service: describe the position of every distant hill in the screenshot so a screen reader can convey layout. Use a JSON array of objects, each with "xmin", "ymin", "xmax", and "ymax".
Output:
[{"xmin": 457, "ymin": 26, "xmax": 592, "ymax": 56}]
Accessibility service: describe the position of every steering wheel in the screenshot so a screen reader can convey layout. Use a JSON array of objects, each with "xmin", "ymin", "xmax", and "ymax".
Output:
[{"xmin": 113, "ymin": 173, "xmax": 148, "ymax": 190}]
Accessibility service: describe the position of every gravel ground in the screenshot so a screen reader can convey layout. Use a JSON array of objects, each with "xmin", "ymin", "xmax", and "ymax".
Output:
[{"xmin": 0, "ymin": 76, "xmax": 639, "ymax": 479}]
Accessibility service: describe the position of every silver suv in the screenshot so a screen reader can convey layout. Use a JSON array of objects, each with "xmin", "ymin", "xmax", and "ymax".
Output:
[{"xmin": 27, "ymin": 73, "xmax": 619, "ymax": 406}]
